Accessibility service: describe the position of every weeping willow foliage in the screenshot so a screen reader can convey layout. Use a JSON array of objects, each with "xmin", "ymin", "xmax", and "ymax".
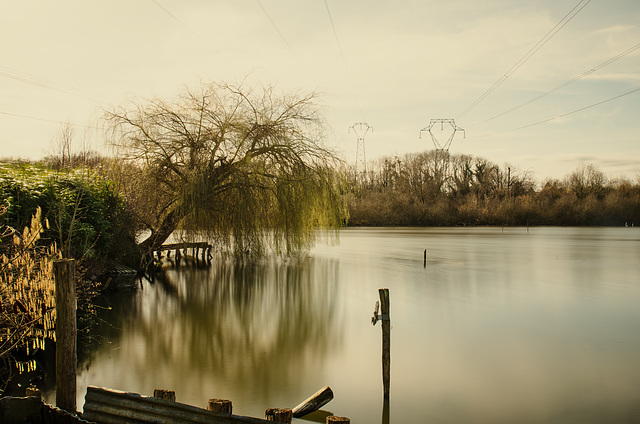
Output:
[{"xmin": 106, "ymin": 81, "xmax": 347, "ymax": 259}]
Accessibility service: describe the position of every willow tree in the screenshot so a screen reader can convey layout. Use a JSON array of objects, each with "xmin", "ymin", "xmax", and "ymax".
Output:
[{"xmin": 106, "ymin": 82, "xmax": 346, "ymax": 259}]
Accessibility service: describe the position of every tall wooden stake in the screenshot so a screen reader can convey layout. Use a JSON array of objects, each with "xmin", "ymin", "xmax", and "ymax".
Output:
[
  {"xmin": 54, "ymin": 259, "xmax": 76, "ymax": 413},
  {"xmin": 379, "ymin": 288, "xmax": 390, "ymax": 399}
]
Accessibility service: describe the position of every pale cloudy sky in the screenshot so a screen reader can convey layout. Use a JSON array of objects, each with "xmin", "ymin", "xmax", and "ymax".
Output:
[{"xmin": 1, "ymin": 0, "xmax": 639, "ymax": 181}]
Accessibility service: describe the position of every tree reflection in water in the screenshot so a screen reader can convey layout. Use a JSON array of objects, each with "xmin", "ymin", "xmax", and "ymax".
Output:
[{"xmin": 78, "ymin": 257, "xmax": 343, "ymax": 411}]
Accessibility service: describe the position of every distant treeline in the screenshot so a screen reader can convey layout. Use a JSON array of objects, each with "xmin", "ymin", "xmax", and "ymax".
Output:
[{"xmin": 344, "ymin": 150, "xmax": 640, "ymax": 227}]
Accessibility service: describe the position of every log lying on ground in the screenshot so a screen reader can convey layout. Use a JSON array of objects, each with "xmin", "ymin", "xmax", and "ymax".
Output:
[{"xmin": 291, "ymin": 386, "xmax": 334, "ymax": 418}]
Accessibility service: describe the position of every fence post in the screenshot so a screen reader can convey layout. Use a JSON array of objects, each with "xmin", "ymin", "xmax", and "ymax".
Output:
[{"xmin": 54, "ymin": 259, "xmax": 76, "ymax": 413}]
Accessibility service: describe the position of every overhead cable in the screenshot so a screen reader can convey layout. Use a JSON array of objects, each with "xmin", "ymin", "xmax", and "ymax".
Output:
[
  {"xmin": 456, "ymin": 0, "xmax": 592, "ymax": 120},
  {"xmin": 468, "ymin": 86, "xmax": 640, "ymax": 138},
  {"xmin": 323, "ymin": 0, "xmax": 364, "ymax": 120},
  {"xmin": 470, "ymin": 41, "xmax": 640, "ymax": 126},
  {"xmin": 0, "ymin": 110, "xmax": 101, "ymax": 130},
  {"xmin": 255, "ymin": 0, "xmax": 298, "ymax": 60},
  {"xmin": 151, "ymin": 0, "xmax": 222, "ymax": 56},
  {"xmin": 0, "ymin": 65, "xmax": 106, "ymax": 103}
]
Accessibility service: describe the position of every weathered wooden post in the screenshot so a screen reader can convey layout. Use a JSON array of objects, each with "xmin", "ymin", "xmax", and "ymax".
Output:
[
  {"xmin": 153, "ymin": 389, "xmax": 176, "ymax": 402},
  {"xmin": 423, "ymin": 249, "xmax": 427, "ymax": 267},
  {"xmin": 265, "ymin": 408, "xmax": 293, "ymax": 423},
  {"xmin": 380, "ymin": 288, "xmax": 390, "ymax": 399},
  {"xmin": 54, "ymin": 259, "xmax": 76, "ymax": 413},
  {"xmin": 372, "ymin": 288, "xmax": 390, "ymax": 400},
  {"xmin": 207, "ymin": 399, "xmax": 232, "ymax": 414}
]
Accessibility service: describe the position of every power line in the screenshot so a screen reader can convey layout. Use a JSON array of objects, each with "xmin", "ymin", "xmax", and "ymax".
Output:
[
  {"xmin": 0, "ymin": 110, "xmax": 101, "ymax": 130},
  {"xmin": 456, "ymin": 0, "xmax": 592, "ymax": 120},
  {"xmin": 511, "ymin": 87, "xmax": 640, "ymax": 131},
  {"xmin": 470, "ymin": 41, "xmax": 640, "ymax": 126},
  {"xmin": 323, "ymin": 0, "xmax": 364, "ymax": 120},
  {"xmin": 151, "ymin": 0, "xmax": 222, "ymax": 56},
  {"xmin": 255, "ymin": 0, "xmax": 298, "ymax": 60},
  {"xmin": 0, "ymin": 65, "xmax": 107, "ymax": 103},
  {"xmin": 468, "ymin": 86, "xmax": 640, "ymax": 138}
]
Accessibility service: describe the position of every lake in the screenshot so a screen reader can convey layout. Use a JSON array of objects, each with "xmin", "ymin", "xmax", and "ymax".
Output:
[{"xmin": 45, "ymin": 227, "xmax": 640, "ymax": 423}]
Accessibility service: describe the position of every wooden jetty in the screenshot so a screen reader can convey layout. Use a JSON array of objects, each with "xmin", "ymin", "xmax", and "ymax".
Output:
[{"xmin": 153, "ymin": 242, "xmax": 213, "ymax": 266}]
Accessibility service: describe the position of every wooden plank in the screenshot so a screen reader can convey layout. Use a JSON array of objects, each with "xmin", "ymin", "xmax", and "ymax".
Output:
[{"xmin": 291, "ymin": 386, "xmax": 333, "ymax": 418}]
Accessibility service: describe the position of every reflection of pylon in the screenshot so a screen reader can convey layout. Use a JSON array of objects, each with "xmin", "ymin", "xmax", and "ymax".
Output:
[
  {"xmin": 349, "ymin": 122, "xmax": 373, "ymax": 178},
  {"xmin": 419, "ymin": 119, "xmax": 465, "ymax": 151}
]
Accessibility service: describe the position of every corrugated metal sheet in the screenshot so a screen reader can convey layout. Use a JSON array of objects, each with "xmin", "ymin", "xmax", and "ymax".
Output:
[{"xmin": 82, "ymin": 386, "xmax": 272, "ymax": 424}]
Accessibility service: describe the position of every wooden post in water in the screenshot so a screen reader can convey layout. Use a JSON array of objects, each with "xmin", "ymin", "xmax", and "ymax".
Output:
[
  {"xmin": 372, "ymin": 288, "xmax": 391, "ymax": 399},
  {"xmin": 265, "ymin": 408, "xmax": 293, "ymax": 423},
  {"xmin": 208, "ymin": 399, "xmax": 232, "ymax": 414},
  {"xmin": 379, "ymin": 288, "xmax": 390, "ymax": 400},
  {"xmin": 327, "ymin": 417, "xmax": 350, "ymax": 423},
  {"xmin": 382, "ymin": 398, "xmax": 390, "ymax": 424},
  {"xmin": 54, "ymin": 259, "xmax": 76, "ymax": 413},
  {"xmin": 423, "ymin": 249, "xmax": 427, "ymax": 267}
]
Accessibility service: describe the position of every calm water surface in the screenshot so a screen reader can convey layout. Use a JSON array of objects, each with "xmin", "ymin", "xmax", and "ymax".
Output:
[{"xmin": 50, "ymin": 227, "xmax": 640, "ymax": 423}]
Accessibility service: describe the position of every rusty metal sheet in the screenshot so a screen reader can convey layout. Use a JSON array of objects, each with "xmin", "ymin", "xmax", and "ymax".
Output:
[{"xmin": 82, "ymin": 386, "xmax": 271, "ymax": 424}]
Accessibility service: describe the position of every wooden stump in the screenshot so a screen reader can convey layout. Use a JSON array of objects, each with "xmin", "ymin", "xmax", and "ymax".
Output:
[
  {"xmin": 26, "ymin": 386, "xmax": 41, "ymax": 399},
  {"xmin": 208, "ymin": 399, "xmax": 232, "ymax": 414},
  {"xmin": 265, "ymin": 408, "xmax": 293, "ymax": 423},
  {"xmin": 327, "ymin": 417, "xmax": 350, "ymax": 423},
  {"xmin": 153, "ymin": 389, "xmax": 176, "ymax": 402}
]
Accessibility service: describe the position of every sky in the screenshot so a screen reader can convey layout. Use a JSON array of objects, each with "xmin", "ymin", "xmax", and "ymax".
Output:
[{"xmin": 1, "ymin": 0, "xmax": 639, "ymax": 182}]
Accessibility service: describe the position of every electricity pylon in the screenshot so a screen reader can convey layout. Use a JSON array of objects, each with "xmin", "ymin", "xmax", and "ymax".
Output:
[
  {"xmin": 349, "ymin": 122, "xmax": 373, "ymax": 180},
  {"xmin": 420, "ymin": 119, "xmax": 465, "ymax": 151}
]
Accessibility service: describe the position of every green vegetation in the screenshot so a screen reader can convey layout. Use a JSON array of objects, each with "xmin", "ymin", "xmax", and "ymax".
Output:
[
  {"xmin": 347, "ymin": 151, "xmax": 640, "ymax": 227},
  {"xmin": 0, "ymin": 161, "xmax": 137, "ymax": 267}
]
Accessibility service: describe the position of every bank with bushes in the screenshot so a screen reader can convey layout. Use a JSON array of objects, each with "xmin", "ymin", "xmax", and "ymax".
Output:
[{"xmin": 346, "ymin": 151, "xmax": 640, "ymax": 227}]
